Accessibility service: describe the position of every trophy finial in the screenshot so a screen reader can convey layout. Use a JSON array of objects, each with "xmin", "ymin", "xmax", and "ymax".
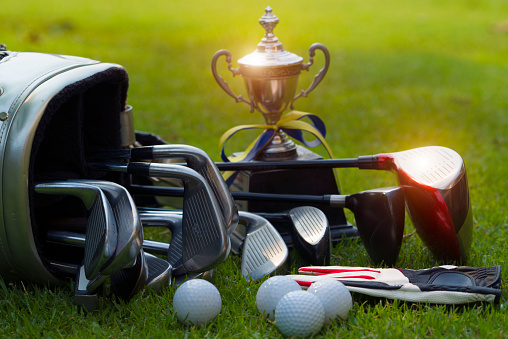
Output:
[{"xmin": 259, "ymin": 6, "xmax": 279, "ymax": 40}]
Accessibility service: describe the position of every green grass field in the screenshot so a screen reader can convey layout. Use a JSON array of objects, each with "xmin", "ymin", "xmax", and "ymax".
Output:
[{"xmin": 2, "ymin": 0, "xmax": 508, "ymax": 337}]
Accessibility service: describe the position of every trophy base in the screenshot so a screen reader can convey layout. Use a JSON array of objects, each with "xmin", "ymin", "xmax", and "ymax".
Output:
[
  {"xmin": 255, "ymin": 131, "xmax": 297, "ymax": 161},
  {"xmin": 230, "ymin": 145, "xmax": 358, "ymax": 246}
]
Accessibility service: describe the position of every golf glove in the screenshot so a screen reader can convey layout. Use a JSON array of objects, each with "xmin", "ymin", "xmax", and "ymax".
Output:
[{"xmin": 287, "ymin": 265, "xmax": 501, "ymax": 304}]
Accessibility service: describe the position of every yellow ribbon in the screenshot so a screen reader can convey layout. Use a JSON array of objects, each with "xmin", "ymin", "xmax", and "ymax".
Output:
[{"xmin": 219, "ymin": 111, "xmax": 336, "ymax": 184}]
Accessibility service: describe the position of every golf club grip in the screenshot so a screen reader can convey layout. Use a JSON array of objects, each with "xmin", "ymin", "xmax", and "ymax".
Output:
[{"xmin": 127, "ymin": 185, "xmax": 343, "ymax": 206}]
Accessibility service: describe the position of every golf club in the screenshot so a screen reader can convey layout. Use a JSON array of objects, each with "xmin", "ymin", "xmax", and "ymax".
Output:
[
  {"xmin": 35, "ymin": 181, "xmax": 118, "ymax": 281},
  {"xmin": 46, "ymin": 229, "xmax": 169, "ymax": 255},
  {"xmin": 128, "ymin": 186, "xmax": 405, "ymax": 265},
  {"xmin": 67, "ymin": 180, "xmax": 143, "ymax": 293},
  {"xmin": 46, "ymin": 230, "xmax": 206, "ymax": 287},
  {"xmin": 49, "ymin": 252, "xmax": 171, "ymax": 304},
  {"xmin": 137, "ymin": 209, "xmax": 290, "ymax": 279},
  {"xmin": 89, "ymin": 162, "xmax": 229, "ymax": 273},
  {"xmin": 110, "ymin": 250, "xmax": 148, "ymax": 302},
  {"xmin": 256, "ymin": 206, "xmax": 330, "ymax": 266},
  {"xmin": 144, "ymin": 252, "xmax": 172, "ymax": 293},
  {"xmin": 73, "ymin": 264, "xmax": 99, "ymax": 313},
  {"xmin": 213, "ymin": 145, "xmax": 472, "ymax": 262},
  {"xmin": 140, "ymin": 207, "xmax": 330, "ymax": 266},
  {"xmin": 90, "ymin": 144, "xmax": 239, "ymax": 235},
  {"xmin": 137, "ymin": 210, "xmax": 185, "ymax": 275},
  {"xmin": 239, "ymin": 211, "xmax": 289, "ymax": 280}
]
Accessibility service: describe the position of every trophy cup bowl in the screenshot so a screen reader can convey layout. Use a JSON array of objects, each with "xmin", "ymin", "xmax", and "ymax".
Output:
[{"xmin": 211, "ymin": 6, "xmax": 330, "ymax": 159}]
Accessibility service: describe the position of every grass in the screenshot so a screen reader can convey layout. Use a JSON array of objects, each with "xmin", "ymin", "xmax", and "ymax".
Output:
[{"xmin": 2, "ymin": 0, "xmax": 508, "ymax": 337}]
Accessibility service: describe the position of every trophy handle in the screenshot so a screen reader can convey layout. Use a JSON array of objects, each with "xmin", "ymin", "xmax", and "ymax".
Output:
[
  {"xmin": 291, "ymin": 43, "xmax": 330, "ymax": 109},
  {"xmin": 211, "ymin": 49, "xmax": 254, "ymax": 112}
]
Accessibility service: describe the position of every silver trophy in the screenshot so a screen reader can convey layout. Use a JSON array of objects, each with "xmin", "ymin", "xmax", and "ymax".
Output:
[{"xmin": 212, "ymin": 6, "xmax": 330, "ymax": 160}]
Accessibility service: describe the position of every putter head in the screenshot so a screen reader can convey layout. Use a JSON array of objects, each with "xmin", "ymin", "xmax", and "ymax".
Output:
[
  {"xmin": 287, "ymin": 207, "xmax": 330, "ymax": 266},
  {"xmin": 380, "ymin": 146, "xmax": 473, "ymax": 262},
  {"xmin": 240, "ymin": 212, "xmax": 288, "ymax": 280},
  {"xmin": 345, "ymin": 187, "xmax": 405, "ymax": 266},
  {"xmin": 111, "ymin": 250, "xmax": 148, "ymax": 302},
  {"xmin": 145, "ymin": 253, "xmax": 172, "ymax": 293},
  {"xmin": 35, "ymin": 181, "xmax": 118, "ymax": 280}
]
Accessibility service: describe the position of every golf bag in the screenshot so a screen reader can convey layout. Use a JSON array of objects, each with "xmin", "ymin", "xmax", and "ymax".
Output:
[{"xmin": 0, "ymin": 49, "xmax": 131, "ymax": 284}]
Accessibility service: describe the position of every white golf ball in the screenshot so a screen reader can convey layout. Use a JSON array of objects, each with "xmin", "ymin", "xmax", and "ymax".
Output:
[
  {"xmin": 275, "ymin": 290, "xmax": 325, "ymax": 337},
  {"xmin": 173, "ymin": 279, "xmax": 221, "ymax": 326},
  {"xmin": 256, "ymin": 276, "xmax": 301, "ymax": 320},
  {"xmin": 307, "ymin": 278, "xmax": 352, "ymax": 323}
]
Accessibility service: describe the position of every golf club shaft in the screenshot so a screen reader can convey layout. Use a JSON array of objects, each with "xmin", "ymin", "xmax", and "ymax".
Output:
[
  {"xmin": 215, "ymin": 156, "xmax": 380, "ymax": 171},
  {"xmin": 46, "ymin": 230, "xmax": 169, "ymax": 256},
  {"xmin": 127, "ymin": 185, "xmax": 347, "ymax": 207},
  {"xmin": 91, "ymin": 151, "xmax": 380, "ymax": 171}
]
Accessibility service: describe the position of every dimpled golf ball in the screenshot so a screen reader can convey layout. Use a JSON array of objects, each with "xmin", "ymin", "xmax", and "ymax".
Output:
[
  {"xmin": 173, "ymin": 279, "xmax": 221, "ymax": 326},
  {"xmin": 307, "ymin": 278, "xmax": 352, "ymax": 323},
  {"xmin": 275, "ymin": 290, "xmax": 325, "ymax": 337},
  {"xmin": 256, "ymin": 276, "xmax": 302, "ymax": 320}
]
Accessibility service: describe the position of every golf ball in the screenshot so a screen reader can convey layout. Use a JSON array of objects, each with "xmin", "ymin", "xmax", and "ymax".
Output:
[
  {"xmin": 256, "ymin": 276, "xmax": 301, "ymax": 320},
  {"xmin": 307, "ymin": 278, "xmax": 352, "ymax": 323},
  {"xmin": 275, "ymin": 290, "xmax": 325, "ymax": 337},
  {"xmin": 173, "ymin": 279, "xmax": 221, "ymax": 326}
]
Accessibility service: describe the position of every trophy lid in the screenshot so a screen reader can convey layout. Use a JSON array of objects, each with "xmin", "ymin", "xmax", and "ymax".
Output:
[{"xmin": 238, "ymin": 7, "xmax": 303, "ymax": 67}]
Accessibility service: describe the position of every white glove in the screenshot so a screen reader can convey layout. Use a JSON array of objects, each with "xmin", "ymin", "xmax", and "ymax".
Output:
[{"xmin": 287, "ymin": 265, "xmax": 501, "ymax": 304}]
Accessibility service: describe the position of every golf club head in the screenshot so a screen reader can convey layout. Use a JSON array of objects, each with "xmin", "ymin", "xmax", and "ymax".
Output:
[
  {"xmin": 73, "ymin": 264, "xmax": 99, "ymax": 313},
  {"xmin": 143, "ymin": 164, "xmax": 230, "ymax": 273},
  {"xmin": 380, "ymin": 146, "xmax": 473, "ymax": 262},
  {"xmin": 71, "ymin": 180, "xmax": 143, "ymax": 274},
  {"xmin": 138, "ymin": 210, "xmax": 185, "ymax": 275},
  {"xmin": 286, "ymin": 207, "xmax": 331, "ymax": 266},
  {"xmin": 173, "ymin": 270, "xmax": 214, "ymax": 288},
  {"xmin": 91, "ymin": 145, "xmax": 239, "ymax": 235},
  {"xmin": 240, "ymin": 212, "xmax": 288, "ymax": 280},
  {"xmin": 145, "ymin": 253, "xmax": 172, "ymax": 293},
  {"xmin": 35, "ymin": 181, "xmax": 118, "ymax": 280},
  {"xmin": 345, "ymin": 186, "xmax": 405, "ymax": 266},
  {"xmin": 111, "ymin": 250, "xmax": 148, "ymax": 302},
  {"xmin": 143, "ymin": 145, "xmax": 239, "ymax": 235}
]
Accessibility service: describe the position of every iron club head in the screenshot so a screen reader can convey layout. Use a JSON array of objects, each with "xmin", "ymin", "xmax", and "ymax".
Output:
[
  {"xmin": 89, "ymin": 163, "xmax": 230, "ymax": 272},
  {"xmin": 35, "ymin": 181, "xmax": 118, "ymax": 280}
]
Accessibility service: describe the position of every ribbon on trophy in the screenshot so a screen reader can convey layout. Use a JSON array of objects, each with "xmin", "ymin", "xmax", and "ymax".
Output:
[{"xmin": 219, "ymin": 111, "xmax": 335, "ymax": 185}]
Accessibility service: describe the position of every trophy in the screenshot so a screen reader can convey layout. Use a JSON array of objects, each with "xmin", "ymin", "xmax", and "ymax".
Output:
[
  {"xmin": 212, "ymin": 6, "xmax": 329, "ymax": 160},
  {"xmin": 212, "ymin": 7, "xmax": 357, "ymax": 244}
]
